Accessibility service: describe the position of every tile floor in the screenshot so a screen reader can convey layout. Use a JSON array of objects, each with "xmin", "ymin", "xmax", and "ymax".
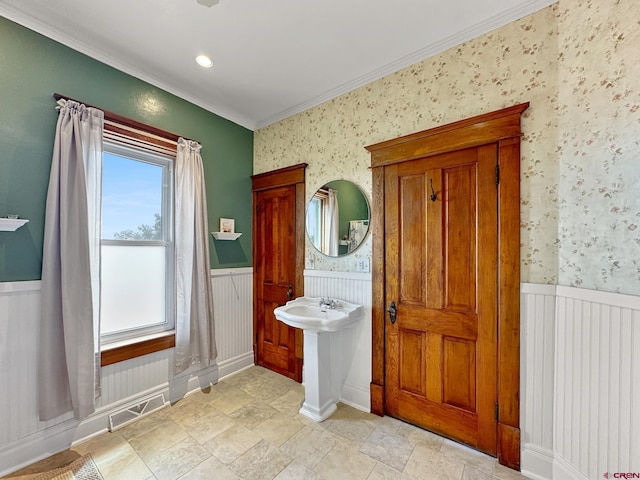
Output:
[{"xmin": 6, "ymin": 366, "xmax": 530, "ymax": 480}]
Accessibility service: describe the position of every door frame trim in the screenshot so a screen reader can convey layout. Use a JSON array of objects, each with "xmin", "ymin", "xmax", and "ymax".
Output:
[
  {"xmin": 251, "ymin": 163, "xmax": 307, "ymax": 382},
  {"xmin": 365, "ymin": 103, "xmax": 528, "ymax": 470}
]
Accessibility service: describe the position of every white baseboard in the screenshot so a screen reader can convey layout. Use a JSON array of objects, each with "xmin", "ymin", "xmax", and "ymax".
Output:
[
  {"xmin": 0, "ymin": 364, "xmax": 219, "ymax": 477},
  {"xmin": 217, "ymin": 351, "xmax": 254, "ymax": 380},
  {"xmin": 552, "ymin": 455, "xmax": 590, "ymax": 480},
  {"xmin": 340, "ymin": 382, "xmax": 370, "ymax": 413},
  {"xmin": 521, "ymin": 444, "xmax": 554, "ymax": 480}
]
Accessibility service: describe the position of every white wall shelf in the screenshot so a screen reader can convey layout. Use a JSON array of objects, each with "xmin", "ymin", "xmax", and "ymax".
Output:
[
  {"xmin": 211, "ymin": 232, "xmax": 242, "ymax": 241},
  {"xmin": 0, "ymin": 218, "xmax": 29, "ymax": 231}
]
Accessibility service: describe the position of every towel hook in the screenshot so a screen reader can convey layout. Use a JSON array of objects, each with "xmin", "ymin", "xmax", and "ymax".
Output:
[{"xmin": 429, "ymin": 178, "xmax": 437, "ymax": 202}]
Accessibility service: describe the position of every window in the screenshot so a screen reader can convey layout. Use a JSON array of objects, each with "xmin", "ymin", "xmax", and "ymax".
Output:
[
  {"xmin": 100, "ymin": 141, "xmax": 174, "ymax": 344},
  {"xmin": 306, "ymin": 188, "xmax": 327, "ymax": 250}
]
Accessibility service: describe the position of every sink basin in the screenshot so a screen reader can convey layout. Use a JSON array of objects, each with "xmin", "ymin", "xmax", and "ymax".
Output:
[{"xmin": 274, "ymin": 297, "xmax": 363, "ymax": 332}]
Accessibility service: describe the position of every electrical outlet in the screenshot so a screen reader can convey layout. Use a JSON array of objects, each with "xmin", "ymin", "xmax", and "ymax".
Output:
[{"xmin": 356, "ymin": 258, "xmax": 370, "ymax": 273}]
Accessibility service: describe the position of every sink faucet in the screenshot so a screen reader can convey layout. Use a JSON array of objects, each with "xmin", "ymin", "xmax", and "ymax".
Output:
[{"xmin": 319, "ymin": 297, "xmax": 338, "ymax": 310}]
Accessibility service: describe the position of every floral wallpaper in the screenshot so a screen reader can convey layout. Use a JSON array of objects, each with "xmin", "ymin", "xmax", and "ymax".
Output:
[
  {"xmin": 556, "ymin": 0, "xmax": 640, "ymax": 294},
  {"xmin": 255, "ymin": 0, "xmax": 639, "ymax": 295}
]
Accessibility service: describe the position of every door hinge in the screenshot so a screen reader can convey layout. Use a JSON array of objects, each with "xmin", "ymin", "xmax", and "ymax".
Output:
[
  {"xmin": 495, "ymin": 402, "xmax": 499, "ymax": 422},
  {"xmin": 495, "ymin": 165, "xmax": 500, "ymax": 185}
]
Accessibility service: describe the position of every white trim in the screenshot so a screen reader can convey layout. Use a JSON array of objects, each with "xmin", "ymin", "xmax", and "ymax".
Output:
[
  {"xmin": 340, "ymin": 382, "xmax": 371, "ymax": 413},
  {"xmin": 304, "ymin": 269, "xmax": 372, "ymax": 281},
  {"xmin": 216, "ymin": 352, "xmax": 254, "ymax": 380},
  {"xmin": 521, "ymin": 444, "xmax": 554, "ymax": 480},
  {"xmin": 210, "ymin": 267, "xmax": 253, "ymax": 277},
  {"xmin": 520, "ymin": 282, "xmax": 556, "ymax": 295},
  {"xmin": 0, "ymin": 1, "xmax": 557, "ymax": 130},
  {"xmin": 0, "ymin": 5, "xmax": 253, "ymax": 130},
  {"xmin": 555, "ymin": 284, "xmax": 640, "ymax": 310},
  {"xmin": 0, "ymin": 280, "xmax": 41, "ymax": 294},
  {"xmin": 254, "ymin": 0, "xmax": 559, "ymax": 128},
  {"xmin": 552, "ymin": 455, "xmax": 591, "ymax": 480}
]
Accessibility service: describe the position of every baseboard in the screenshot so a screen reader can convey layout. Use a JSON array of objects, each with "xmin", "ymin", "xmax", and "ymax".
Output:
[
  {"xmin": 552, "ymin": 455, "xmax": 590, "ymax": 480},
  {"xmin": 217, "ymin": 351, "xmax": 254, "ymax": 380},
  {"xmin": 521, "ymin": 443, "xmax": 554, "ymax": 480},
  {"xmin": 340, "ymin": 382, "xmax": 370, "ymax": 413},
  {"xmin": 0, "ymin": 364, "xmax": 219, "ymax": 477}
]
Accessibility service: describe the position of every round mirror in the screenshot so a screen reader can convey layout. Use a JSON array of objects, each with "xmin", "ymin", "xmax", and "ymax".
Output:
[{"xmin": 306, "ymin": 180, "xmax": 370, "ymax": 257}]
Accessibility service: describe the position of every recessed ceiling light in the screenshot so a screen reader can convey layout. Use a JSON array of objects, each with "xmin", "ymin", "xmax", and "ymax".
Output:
[{"xmin": 196, "ymin": 55, "xmax": 214, "ymax": 68}]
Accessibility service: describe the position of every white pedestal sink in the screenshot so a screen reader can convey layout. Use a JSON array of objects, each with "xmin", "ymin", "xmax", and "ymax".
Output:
[{"xmin": 274, "ymin": 297, "xmax": 364, "ymax": 422}]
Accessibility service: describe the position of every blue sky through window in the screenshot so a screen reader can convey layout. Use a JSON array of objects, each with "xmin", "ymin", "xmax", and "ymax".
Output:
[{"xmin": 102, "ymin": 152, "xmax": 163, "ymax": 239}]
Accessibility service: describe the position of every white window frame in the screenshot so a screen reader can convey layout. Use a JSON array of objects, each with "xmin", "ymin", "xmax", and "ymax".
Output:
[{"xmin": 100, "ymin": 140, "xmax": 175, "ymax": 345}]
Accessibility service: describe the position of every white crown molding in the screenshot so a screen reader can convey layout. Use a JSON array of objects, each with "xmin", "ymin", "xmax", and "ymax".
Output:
[
  {"xmin": 253, "ymin": 0, "xmax": 560, "ymax": 129},
  {"xmin": 1, "ymin": 0, "xmax": 558, "ymax": 131},
  {"xmin": 0, "ymin": 4, "xmax": 256, "ymax": 130}
]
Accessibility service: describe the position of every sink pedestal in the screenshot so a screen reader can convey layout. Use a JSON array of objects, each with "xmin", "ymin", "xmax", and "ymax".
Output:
[
  {"xmin": 272, "ymin": 296, "xmax": 364, "ymax": 422},
  {"xmin": 299, "ymin": 330, "xmax": 340, "ymax": 422}
]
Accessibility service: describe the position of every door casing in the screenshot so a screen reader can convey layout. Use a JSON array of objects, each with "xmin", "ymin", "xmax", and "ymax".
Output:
[{"xmin": 365, "ymin": 103, "xmax": 528, "ymax": 470}]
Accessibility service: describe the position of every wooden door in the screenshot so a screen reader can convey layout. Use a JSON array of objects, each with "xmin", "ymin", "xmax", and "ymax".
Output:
[
  {"xmin": 252, "ymin": 164, "xmax": 306, "ymax": 382},
  {"xmin": 366, "ymin": 104, "xmax": 527, "ymax": 469},
  {"xmin": 384, "ymin": 145, "xmax": 498, "ymax": 454}
]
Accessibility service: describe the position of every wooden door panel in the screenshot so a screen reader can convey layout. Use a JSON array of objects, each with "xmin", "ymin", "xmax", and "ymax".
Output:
[
  {"xmin": 443, "ymin": 337, "xmax": 476, "ymax": 411},
  {"xmin": 398, "ymin": 329, "xmax": 426, "ymax": 396},
  {"xmin": 385, "ymin": 145, "xmax": 498, "ymax": 455},
  {"xmin": 444, "ymin": 163, "xmax": 477, "ymax": 312},
  {"xmin": 401, "ymin": 309, "xmax": 477, "ymax": 340},
  {"xmin": 399, "ymin": 174, "xmax": 426, "ymax": 306},
  {"xmin": 402, "ymin": 392, "xmax": 478, "ymax": 446}
]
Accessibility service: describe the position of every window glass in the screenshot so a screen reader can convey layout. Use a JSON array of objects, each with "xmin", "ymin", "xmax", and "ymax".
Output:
[
  {"xmin": 102, "ymin": 152, "xmax": 164, "ymax": 241},
  {"xmin": 100, "ymin": 143, "xmax": 174, "ymax": 343}
]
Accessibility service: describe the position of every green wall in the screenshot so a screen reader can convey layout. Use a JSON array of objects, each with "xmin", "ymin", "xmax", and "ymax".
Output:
[{"xmin": 0, "ymin": 17, "xmax": 253, "ymax": 282}]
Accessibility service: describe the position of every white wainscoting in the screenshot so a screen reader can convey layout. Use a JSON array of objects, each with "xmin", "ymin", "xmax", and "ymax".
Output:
[
  {"xmin": 211, "ymin": 268, "xmax": 254, "ymax": 378},
  {"xmin": 521, "ymin": 283, "xmax": 557, "ymax": 480},
  {"xmin": 0, "ymin": 268, "xmax": 254, "ymax": 476},
  {"xmin": 303, "ymin": 269, "xmax": 372, "ymax": 412},
  {"xmin": 521, "ymin": 283, "xmax": 640, "ymax": 480}
]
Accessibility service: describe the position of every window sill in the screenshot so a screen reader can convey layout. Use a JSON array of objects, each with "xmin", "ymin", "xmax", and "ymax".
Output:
[{"xmin": 101, "ymin": 331, "xmax": 176, "ymax": 366}]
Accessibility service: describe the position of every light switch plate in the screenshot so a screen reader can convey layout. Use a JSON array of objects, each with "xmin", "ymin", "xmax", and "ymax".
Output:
[
  {"xmin": 356, "ymin": 258, "xmax": 370, "ymax": 272},
  {"xmin": 305, "ymin": 256, "xmax": 315, "ymax": 269}
]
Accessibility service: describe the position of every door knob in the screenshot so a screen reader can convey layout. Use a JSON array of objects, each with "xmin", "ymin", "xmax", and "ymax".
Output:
[
  {"xmin": 387, "ymin": 301, "xmax": 397, "ymax": 324},
  {"xmin": 286, "ymin": 284, "xmax": 293, "ymax": 300}
]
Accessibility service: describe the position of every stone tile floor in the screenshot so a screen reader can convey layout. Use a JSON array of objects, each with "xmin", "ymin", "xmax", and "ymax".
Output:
[{"xmin": 5, "ymin": 366, "xmax": 530, "ymax": 480}]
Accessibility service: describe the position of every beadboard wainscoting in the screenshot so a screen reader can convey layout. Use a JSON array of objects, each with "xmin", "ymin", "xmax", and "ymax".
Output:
[
  {"xmin": 211, "ymin": 268, "xmax": 254, "ymax": 378},
  {"xmin": 521, "ymin": 283, "xmax": 557, "ymax": 480},
  {"xmin": 521, "ymin": 283, "xmax": 640, "ymax": 480},
  {"xmin": 303, "ymin": 269, "xmax": 373, "ymax": 412},
  {"xmin": 0, "ymin": 267, "xmax": 254, "ymax": 477}
]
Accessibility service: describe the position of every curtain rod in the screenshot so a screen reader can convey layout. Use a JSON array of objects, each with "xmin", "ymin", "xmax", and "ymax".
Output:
[{"xmin": 53, "ymin": 93, "xmax": 191, "ymax": 144}]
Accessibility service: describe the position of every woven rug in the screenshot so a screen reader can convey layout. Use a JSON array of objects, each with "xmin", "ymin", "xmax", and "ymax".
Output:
[{"xmin": 31, "ymin": 454, "xmax": 103, "ymax": 480}]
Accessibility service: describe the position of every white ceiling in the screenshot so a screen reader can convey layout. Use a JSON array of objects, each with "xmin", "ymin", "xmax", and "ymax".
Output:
[{"xmin": 0, "ymin": 0, "xmax": 555, "ymax": 130}]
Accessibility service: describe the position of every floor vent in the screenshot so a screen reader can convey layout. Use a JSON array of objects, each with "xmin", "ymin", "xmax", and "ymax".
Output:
[{"xmin": 108, "ymin": 393, "xmax": 166, "ymax": 431}]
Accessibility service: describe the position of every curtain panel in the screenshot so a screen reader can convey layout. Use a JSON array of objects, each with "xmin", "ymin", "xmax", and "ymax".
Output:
[
  {"xmin": 39, "ymin": 99, "xmax": 103, "ymax": 421},
  {"xmin": 174, "ymin": 138, "xmax": 217, "ymax": 374}
]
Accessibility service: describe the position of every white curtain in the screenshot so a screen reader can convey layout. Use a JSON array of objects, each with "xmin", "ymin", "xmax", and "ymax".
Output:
[
  {"xmin": 39, "ymin": 99, "xmax": 103, "ymax": 421},
  {"xmin": 323, "ymin": 188, "xmax": 340, "ymax": 256},
  {"xmin": 174, "ymin": 138, "xmax": 217, "ymax": 374}
]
